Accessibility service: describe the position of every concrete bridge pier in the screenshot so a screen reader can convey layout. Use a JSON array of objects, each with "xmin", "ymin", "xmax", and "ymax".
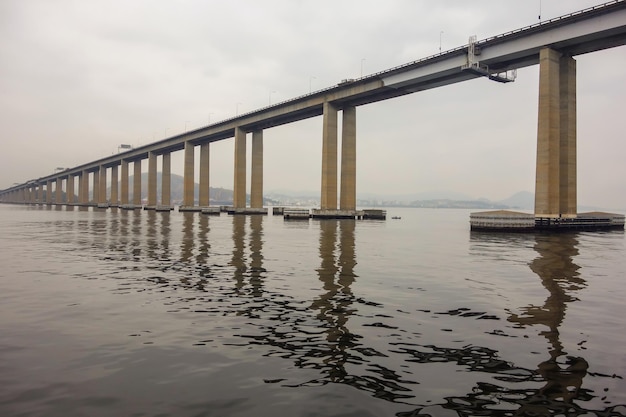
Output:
[
  {"xmin": 67, "ymin": 174, "xmax": 75, "ymax": 205},
  {"xmin": 79, "ymin": 172, "xmax": 87, "ymax": 205},
  {"xmin": 91, "ymin": 169, "xmax": 99, "ymax": 206},
  {"xmin": 157, "ymin": 152, "xmax": 173, "ymax": 211},
  {"xmin": 145, "ymin": 151, "xmax": 157, "ymax": 210},
  {"xmin": 46, "ymin": 180, "xmax": 53, "ymax": 205},
  {"xmin": 110, "ymin": 165, "xmax": 119, "ymax": 207},
  {"xmin": 120, "ymin": 160, "xmax": 130, "ymax": 209},
  {"xmin": 133, "ymin": 160, "xmax": 142, "ymax": 208},
  {"xmin": 179, "ymin": 141, "xmax": 199, "ymax": 212},
  {"xmin": 313, "ymin": 102, "xmax": 358, "ymax": 219},
  {"xmin": 199, "ymin": 143, "xmax": 210, "ymax": 208},
  {"xmin": 535, "ymin": 47, "xmax": 577, "ymax": 219},
  {"xmin": 228, "ymin": 128, "xmax": 266, "ymax": 215},
  {"xmin": 55, "ymin": 178, "xmax": 62, "ymax": 205},
  {"xmin": 97, "ymin": 165, "xmax": 108, "ymax": 208},
  {"xmin": 233, "ymin": 127, "xmax": 246, "ymax": 210}
]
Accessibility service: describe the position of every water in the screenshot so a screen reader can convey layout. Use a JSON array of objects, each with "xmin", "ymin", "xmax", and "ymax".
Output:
[{"xmin": 0, "ymin": 204, "xmax": 624, "ymax": 417}]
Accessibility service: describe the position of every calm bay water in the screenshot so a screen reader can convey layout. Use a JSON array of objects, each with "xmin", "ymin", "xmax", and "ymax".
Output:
[{"xmin": 0, "ymin": 204, "xmax": 624, "ymax": 417}]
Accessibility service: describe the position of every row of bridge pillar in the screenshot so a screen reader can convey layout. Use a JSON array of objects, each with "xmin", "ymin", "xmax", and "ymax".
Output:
[
  {"xmin": 2, "ymin": 103, "xmax": 358, "ymax": 212},
  {"xmin": 1, "ymin": 47, "xmax": 576, "ymax": 218}
]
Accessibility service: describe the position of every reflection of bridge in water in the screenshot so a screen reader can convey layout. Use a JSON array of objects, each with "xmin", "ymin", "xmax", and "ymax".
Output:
[{"xmin": 58, "ymin": 210, "xmax": 625, "ymax": 414}]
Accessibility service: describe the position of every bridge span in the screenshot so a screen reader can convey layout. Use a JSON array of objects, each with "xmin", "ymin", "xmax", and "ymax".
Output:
[{"xmin": 1, "ymin": 1, "xmax": 626, "ymax": 221}]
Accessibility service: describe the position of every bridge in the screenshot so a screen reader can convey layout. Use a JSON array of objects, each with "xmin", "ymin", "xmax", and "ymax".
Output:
[{"xmin": 1, "ymin": 1, "xmax": 626, "ymax": 221}]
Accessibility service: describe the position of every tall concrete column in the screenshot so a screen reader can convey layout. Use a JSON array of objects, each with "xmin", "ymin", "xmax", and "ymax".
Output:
[
  {"xmin": 56, "ymin": 178, "xmax": 62, "ymax": 204},
  {"xmin": 121, "ymin": 160, "xmax": 129, "ymax": 205},
  {"xmin": 534, "ymin": 48, "xmax": 577, "ymax": 218},
  {"xmin": 98, "ymin": 165, "xmax": 107, "ymax": 205},
  {"xmin": 183, "ymin": 141, "xmax": 195, "ymax": 207},
  {"xmin": 251, "ymin": 130, "xmax": 263, "ymax": 208},
  {"xmin": 31, "ymin": 185, "xmax": 37, "ymax": 204},
  {"xmin": 79, "ymin": 171, "xmax": 88, "ymax": 204},
  {"xmin": 37, "ymin": 183, "xmax": 43, "ymax": 204},
  {"xmin": 92, "ymin": 169, "xmax": 99, "ymax": 204},
  {"xmin": 559, "ymin": 54, "xmax": 577, "ymax": 217},
  {"xmin": 340, "ymin": 106, "xmax": 357, "ymax": 211},
  {"xmin": 46, "ymin": 180, "xmax": 53, "ymax": 204},
  {"xmin": 133, "ymin": 160, "xmax": 142, "ymax": 206},
  {"xmin": 110, "ymin": 165, "xmax": 119, "ymax": 206},
  {"xmin": 321, "ymin": 101, "xmax": 338, "ymax": 210},
  {"xmin": 67, "ymin": 175, "xmax": 75, "ymax": 204},
  {"xmin": 162, "ymin": 152, "xmax": 171, "ymax": 207},
  {"xmin": 199, "ymin": 143, "xmax": 210, "ymax": 207},
  {"xmin": 148, "ymin": 151, "xmax": 157, "ymax": 207},
  {"xmin": 233, "ymin": 127, "xmax": 246, "ymax": 208}
]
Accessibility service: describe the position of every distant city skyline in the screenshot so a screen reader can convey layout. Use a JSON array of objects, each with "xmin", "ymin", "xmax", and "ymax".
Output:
[{"xmin": 1, "ymin": 0, "xmax": 624, "ymax": 210}]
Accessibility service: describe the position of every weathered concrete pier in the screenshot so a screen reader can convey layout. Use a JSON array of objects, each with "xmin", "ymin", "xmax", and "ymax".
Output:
[{"xmin": 471, "ymin": 42, "xmax": 625, "ymax": 232}]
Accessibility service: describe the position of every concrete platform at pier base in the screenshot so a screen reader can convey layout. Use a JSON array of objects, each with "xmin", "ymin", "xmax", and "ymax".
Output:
[
  {"xmin": 155, "ymin": 205, "xmax": 174, "ymax": 212},
  {"xmin": 178, "ymin": 206, "xmax": 202, "ymax": 212},
  {"xmin": 470, "ymin": 210, "xmax": 625, "ymax": 232},
  {"xmin": 201, "ymin": 206, "xmax": 221, "ymax": 215},
  {"xmin": 283, "ymin": 208, "xmax": 311, "ymax": 219},
  {"xmin": 97, "ymin": 203, "xmax": 110, "ymax": 209},
  {"xmin": 535, "ymin": 212, "xmax": 625, "ymax": 231},
  {"xmin": 311, "ymin": 209, "xmax": 387, "ymax": 220},
  {"xmin": 470, "ymin": 210, "xmax": 535, "ymax": 232},
  {"xmin": 227, "ymin": 207, "xmax": 268, "ymax": 215},
  {"xmin": 120, "ymin": 204, "xmax": 141, "ymax": 210},
  {"xmin": 362, "ymin": 209, "xmax": 387, "ymax": 220}
]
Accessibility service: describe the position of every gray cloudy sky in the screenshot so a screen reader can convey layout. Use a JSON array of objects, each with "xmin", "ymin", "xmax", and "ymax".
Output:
[{"xmin": 1, "ymin": 0, "xmax": 624, "ymax": 209}]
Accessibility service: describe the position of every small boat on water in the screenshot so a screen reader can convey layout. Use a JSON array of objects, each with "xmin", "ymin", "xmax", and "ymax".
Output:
[{"xmin": 391, "ymin": 216, "xmax": 401, "ymax": 220}]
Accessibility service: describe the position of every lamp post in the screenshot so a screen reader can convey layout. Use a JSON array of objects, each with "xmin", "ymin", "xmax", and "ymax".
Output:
[{"xmin": 439, "ymin": 31, "xmax": 444, "ymax": 53}]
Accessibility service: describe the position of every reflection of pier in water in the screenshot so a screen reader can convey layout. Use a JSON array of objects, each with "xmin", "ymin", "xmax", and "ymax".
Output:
[
  {"xmin": 86, "ymin": 212, "xmax": 624, "ymax": 413},
  {"xmin": 415, "ymin": 233, "xmax": 623, "ymax": 417}
]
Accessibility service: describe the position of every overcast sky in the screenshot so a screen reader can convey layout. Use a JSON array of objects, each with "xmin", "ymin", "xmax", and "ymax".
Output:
[{"xmin": 1, "ymin": 0, "xmax": 624, "ymax": 209}]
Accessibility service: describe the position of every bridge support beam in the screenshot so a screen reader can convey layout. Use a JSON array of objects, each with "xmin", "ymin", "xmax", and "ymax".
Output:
[
  {"xmin": 233, "ymin": 127, "xmax": 246, "ymax": 209},
  {"xmin": 199, "ymin": 143, "xmax": 210, "ymax": 207},
  {"xmin": 67, "ymin": 175, "xmax": 74, "ymax": 204},
  {"xmin": 183, "ymin": 141, "xmax": 195, "ymax": 207},
  {"xmin": 46, "ymin": 180, "xmax": 52, "ymax": 204},
  {"xmin": 55, "ymin": 178, "xmax": 62, "ymax": 204},
  {"xmin": 121, "ymin": 160, "xmax": 129, "ymax": 206},
  {"xmin": 92, "ymin": 169, "xmax": 99, "ymax": 205},
  {"xmin": 147, "ymin": 151, "xmax": 157, "ymax": 208},
  {"xmin": 161, "ymin": 152, "xmax": 171, "ymax": 208},
  {"xmin": 321, "ymin": 102, "xmax": 338, "ymax": 210},
  {"xmin": 80, "ymin": 172, "xmax": 88, "ymax": 205},
  {"xmin": 98, "ymin": 166, "xmax": 107, "ymax": 206},
  {"xmin": 340, "ymin": 106, "xmax": 356, "ymax": 211},
  {"xmin": 133, "ymin": 160, "xmax": 142, "ymax": 206},
  {"xmin": 534, "ymin": 48, "xmax": 577, "ymax": 218},
  {"xmin": 110, "ymin": 165, "xmax": 118, "ymax": 207},
  {"xmin": 251, "ymin": 130, "xmax": 263, "ymax": 209}
]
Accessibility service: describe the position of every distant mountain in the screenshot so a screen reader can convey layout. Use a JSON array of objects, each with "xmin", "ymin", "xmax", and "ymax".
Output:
[
  {"xmin": 498, "ymin": 191, "xmax": 534, "ymax": 210},
  {"xmin": 266, "ymin": 189, "xmax": 540, "ymax": 209}
]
